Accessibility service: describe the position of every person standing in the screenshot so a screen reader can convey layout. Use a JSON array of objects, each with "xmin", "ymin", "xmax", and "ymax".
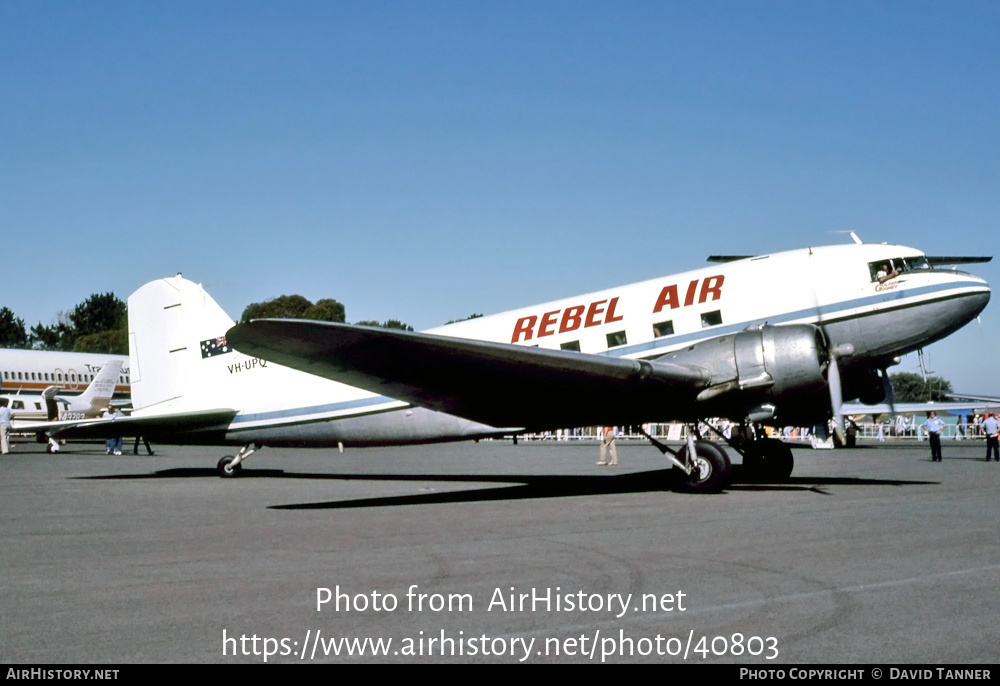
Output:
[
  {"xmin": 597, "ymin": 426, "xmax": 618, "ymax": 466},
  {"xmin": 0, "ymin": 399, "xmax": 12, "ymax": 455},
  {"xmin": 983, "ymin": 413, "xmax": 999, "ymax": 462},
  {"xmin": 923, "ymin": 411, "xmax": 945, "ymax": 462}
]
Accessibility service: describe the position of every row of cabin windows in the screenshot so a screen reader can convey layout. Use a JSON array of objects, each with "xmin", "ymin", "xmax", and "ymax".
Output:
[
  {"xmin": 556, "ymin": 310, "xmax": 723, "ymax": 352},
  {"xmin": 2, "ymin": 370, "xmax": 130, "ymax": 384}
]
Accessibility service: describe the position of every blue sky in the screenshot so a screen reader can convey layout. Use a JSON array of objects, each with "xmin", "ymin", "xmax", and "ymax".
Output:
[{"xmin": 2, "ymin": 1, "xmax": 998, "ymax": 392}]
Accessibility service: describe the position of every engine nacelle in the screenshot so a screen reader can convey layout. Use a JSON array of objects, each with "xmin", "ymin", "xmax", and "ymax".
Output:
[{"xmin": 655, "ymin": 324, "xmax": 831, "ymax": 424}]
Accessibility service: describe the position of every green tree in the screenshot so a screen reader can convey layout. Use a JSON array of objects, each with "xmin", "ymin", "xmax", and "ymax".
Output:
[
  {"xmin": 889, "ymin": 372, "xmax": 953, "ymax": 403},
  {"xmin": 70, "ymin": 292, "xmax": 126, "ymax": 337},
  {"xmin": 0, "ymin": 307, "xmax": 29, "ymax": 348},
  {"xmin": 74, "ymin": 328, "xmax": 129, "ymax": 355},
  {"xmin": 30, "ymin": 315, "xmax": 75, "ymax": 351},
  {"xmin": 29, "ymin": 293, "xmax": 127, "ymax": 353},
  {"xmin": 302, "ymin": 299, "xmax": 346, "ymax": 323},
  {"xmin": 241, "ymin": 294, "xmax": 336, "ymax": 323}
]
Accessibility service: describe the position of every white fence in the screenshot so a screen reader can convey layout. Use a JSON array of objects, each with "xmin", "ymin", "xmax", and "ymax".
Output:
[{"xmin": 518, "ymin": 421, "xmax": 985, "ymax": 443}]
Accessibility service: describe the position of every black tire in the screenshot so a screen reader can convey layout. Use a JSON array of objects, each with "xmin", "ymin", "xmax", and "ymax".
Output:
[
  {"xmin": 742, "ymin": 438, "xmax": 793, "ymax": 481},
  {"xmin": 675, "ymin": 440, "xmax": 731, "ymax": 493},
  {"xmin": 217, "ymin": 455, "xmax": 242, "ymax": 478}
]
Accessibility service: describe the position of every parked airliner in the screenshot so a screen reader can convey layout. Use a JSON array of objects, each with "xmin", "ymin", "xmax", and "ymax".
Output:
[
  {"xmin": 31, "ymin": 239, "xmax": 990, "ymax": 492},
  {"xmin": 0, "ymin": 348, "xmax": 130, "ymax": 397}
]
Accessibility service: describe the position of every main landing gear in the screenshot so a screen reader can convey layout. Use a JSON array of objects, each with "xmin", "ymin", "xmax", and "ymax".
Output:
[
  {"xmin": 640, "ymin": 427, "xmax": 732, "ymax": 493},
  {"xmin": 739, "ymin": 437, "xmax": 794, "ymax": 481},
  {"xmin": 217, "ymin": 443, "xmax": 261, "ymax": 478},
  {"xmin": 640, "ymin": 421, "xmax": 796, "ymax": 492}
]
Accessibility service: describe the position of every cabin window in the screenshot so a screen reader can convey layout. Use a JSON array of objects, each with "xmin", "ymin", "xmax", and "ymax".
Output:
[
  {"xmin": 606, "ymin": 331, "xmax": 628, "ymax": 348},
  {"xmin": 560, "ymin": 341, "xmax": 581, "ymax": 352},
  {"xmin": 653, "ymin": 320, "xmax": 674, "ymax": 338},
  {"xmin": 701, "ymin": 311, "xmax": 722, "ymax": 328},
  {"xmin": 12, "ymin": 401, "xmax": 23, "ymax": 410}
]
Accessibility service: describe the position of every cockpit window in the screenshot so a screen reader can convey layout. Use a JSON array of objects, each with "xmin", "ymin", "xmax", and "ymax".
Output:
[
  {"xmin": 901, "ymin": 256, "xmax": 930, "ymax": 271},
  {"xmin": 868, "ymin": 256, "xmax": 931, "ymax": 283}
]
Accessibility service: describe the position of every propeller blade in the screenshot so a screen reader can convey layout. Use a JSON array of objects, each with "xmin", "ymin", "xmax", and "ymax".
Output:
[
  {"xmin": 881, "ymin": 368, "xmax": 896, "ymax": 419},
  {"xmin": 828, "ymin": 352, "xmax": 846, "ymax": 444}
]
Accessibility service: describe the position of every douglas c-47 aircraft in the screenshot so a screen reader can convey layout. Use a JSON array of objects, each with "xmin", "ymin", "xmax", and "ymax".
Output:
[{"xmin": 30, "ymin": 239, "xmax": 990, "ymax": 492}]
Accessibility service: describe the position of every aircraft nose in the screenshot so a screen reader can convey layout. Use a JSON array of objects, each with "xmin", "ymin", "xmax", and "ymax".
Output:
[{"xmin": 958, "ymin": 285, "xmax": 990, "ymax": 323}]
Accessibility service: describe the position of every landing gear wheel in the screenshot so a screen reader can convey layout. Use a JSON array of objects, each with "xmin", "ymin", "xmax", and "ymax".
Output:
[
  {"xmin": 675, "ymin": 440, "xmax": 731, "ymax": 493},
  {"xmin": 217, "ymin": 455, "xmax": 242, "ymax": 478},
  {"xmin": 742, "ymin": 439, "xmax": 794, "ymax": 481}
]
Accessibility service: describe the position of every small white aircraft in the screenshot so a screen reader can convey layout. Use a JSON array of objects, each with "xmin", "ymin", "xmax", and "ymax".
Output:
[
  {"xmin": 33, "ymin": 239, "xmax": 990, "ymax": 492},
  {"xmin": 5, "ymin": 359, "xmax": 124, "ymax": 421}
]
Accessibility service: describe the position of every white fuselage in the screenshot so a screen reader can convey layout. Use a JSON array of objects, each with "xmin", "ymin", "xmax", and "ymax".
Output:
[{"xmin": 127, "ymin": 243, "xmax": 989, "ymax": 447}]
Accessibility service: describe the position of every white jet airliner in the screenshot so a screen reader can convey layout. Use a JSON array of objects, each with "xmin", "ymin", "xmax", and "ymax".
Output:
[
  {"xmin": 32, "ymin": 239, "xmax": 990, "ymax": 492},
  {"xmin": 0, "ymin": 348, "xmax": 130, "ymax": 397}
]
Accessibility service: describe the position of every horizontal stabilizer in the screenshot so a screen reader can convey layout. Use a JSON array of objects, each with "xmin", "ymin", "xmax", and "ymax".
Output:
[
  {"xmin": 227, "ymin": 319, "xmax": 709, "ymax": 430},
  {"xmin": 16, "ymin": 409, "xmax": 237, "ymax": 441}
]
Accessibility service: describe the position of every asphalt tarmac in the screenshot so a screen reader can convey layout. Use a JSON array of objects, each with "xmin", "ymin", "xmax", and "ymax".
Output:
[{"xmin": 1, "ymin": 438, "xmax": 997, "ymax": 664}]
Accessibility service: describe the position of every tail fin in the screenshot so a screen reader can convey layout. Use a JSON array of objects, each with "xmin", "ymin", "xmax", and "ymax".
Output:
[
  {"xmin": 40, "ymin": 360, "xmax": 123, "ymax": 420},
  {"xmin": 74, "ymin": 359, "xmax": 123, "ymax": 416},
  {"xmin": 128, "ymin": 275, "xmax": 237, "ymax": 413}
]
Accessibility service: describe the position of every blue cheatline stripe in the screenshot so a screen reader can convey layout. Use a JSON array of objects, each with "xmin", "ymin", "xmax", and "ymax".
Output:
[
  {"xmin": 229, "ymin": 394, "xmax": 403, "ymax": 425},
  {"xmin": 225, "ymin": 279, "xmax": 986, "ymax": 427},
  {"xmin": 603, "ymin": 280, "xmax": 987, "ymax": 359}
]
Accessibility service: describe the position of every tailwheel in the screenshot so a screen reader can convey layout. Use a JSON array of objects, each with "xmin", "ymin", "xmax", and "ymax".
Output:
[
  {"xmin": 216, "ymin": 443, "xmax": 259, "ymax": 478},
  {"xmin": 741, "ymin": 438, "xmax": 794, "ymax": 481},
  {"xmin": 675, "ymin": 440, "xmax": 732, "ymax": 493},
  {"xmin": 217, "ymin": 455, "xmax": 243, "ymax": 478}
]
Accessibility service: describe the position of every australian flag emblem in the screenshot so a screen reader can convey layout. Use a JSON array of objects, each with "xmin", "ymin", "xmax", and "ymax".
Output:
[{"xmin": 200, "ymin": 336, "xmax": 232, "ymax": 358}]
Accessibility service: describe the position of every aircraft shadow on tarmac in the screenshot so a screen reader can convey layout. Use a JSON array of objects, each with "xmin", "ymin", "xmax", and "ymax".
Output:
[{"xmin": 76, "ymin": 467, "xmax": 937, "ymax": 509}]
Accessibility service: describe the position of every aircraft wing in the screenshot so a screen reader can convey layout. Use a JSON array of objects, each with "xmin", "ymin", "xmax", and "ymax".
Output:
[
  {"xmin": 15, "ymin": 409, "xmax": 238, "ymax": 441},
  {"xmin": 227, "ymin": 320, "xmax": 711, "ymax": 430},
  {"xmin": 841, "ymin": 401, "xmax": 997, "ymax": 417}
]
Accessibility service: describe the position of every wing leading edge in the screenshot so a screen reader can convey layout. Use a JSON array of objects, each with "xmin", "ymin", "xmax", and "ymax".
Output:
[{"xmin": 227, "ymin": 319, "xmax": 710, "ymax": 430}]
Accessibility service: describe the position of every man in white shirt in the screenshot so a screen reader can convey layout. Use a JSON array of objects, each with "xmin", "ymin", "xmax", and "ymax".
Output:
[{"xmin": 0, "ymin": 399, "xmax": 12, "ymax": 455}]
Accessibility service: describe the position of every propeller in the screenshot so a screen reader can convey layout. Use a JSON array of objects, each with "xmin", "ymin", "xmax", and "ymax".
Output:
[
  {"xmin": 812, "ymin": 301, "xmax": 855, "ymax": 445},
  {"xmin": 827, "ymin": 346, "xmax": 845, "ymax": 443}
]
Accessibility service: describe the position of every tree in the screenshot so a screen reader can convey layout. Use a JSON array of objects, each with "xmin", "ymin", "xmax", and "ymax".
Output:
[
  {"xmin": 74, "ymin": 329, "xmax": 129, "ymax": 355},
  {"xmin": 69, "ymin": 292, "xmax": 126, "ymax": 338},
  {"xmin": 889, "ymin": 372, "xmax": 953, "ymax": 403},
  {"xmin": 0, "ymin": 307, "xmax": 29, "ymax": 348},
  {"xmin": 302, "ymin": 299, "xmax": 346, "ymax": 323},
  {"xmin": 29, "ymin": 293, "xmax": 127, "ymax": 353},
  {"xmin": 30, "ymin": 315, "xmax": 75, "ymax": 351},
  {"xmin": 240, "ymin": 295, "xmax": 345, "ymax": 323}
]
